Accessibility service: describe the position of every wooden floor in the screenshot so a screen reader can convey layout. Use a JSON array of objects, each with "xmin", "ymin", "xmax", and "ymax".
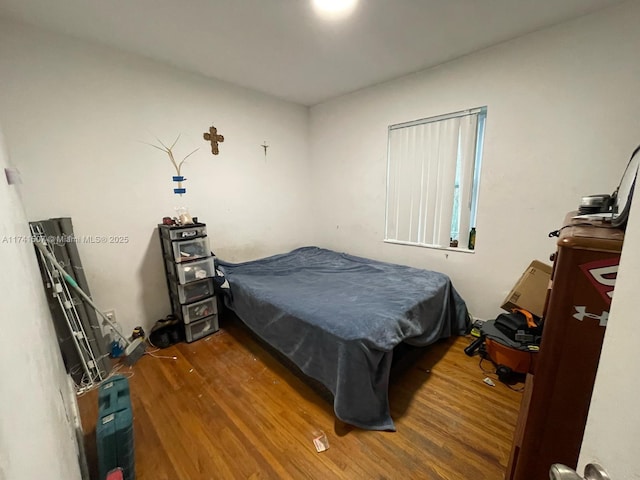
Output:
[{"xmin": 78, "ymin": 318, "xmax": 522, "ymax": 480}]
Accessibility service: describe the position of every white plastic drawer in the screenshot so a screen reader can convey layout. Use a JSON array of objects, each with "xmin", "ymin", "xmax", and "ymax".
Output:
[
  {"xmin": 174, "ymin": 278, "xmax": 214, "ymax": 303},
  {"xmin": 165, "ymin": 225, "xmax": 207, "ymax": 240},
  {"xmin": 173, "ymin": 257, "xmax": 215, "ymax": 284},
  {"xmin": 164, "ymin": 237, "xmax": 210, "ymax": 263},
  {"xmin": 181, "ymin": 296, "xmax": 217, "ymax": 324},
  {"xmin": 185, "ymin": 315, "xmax": 219, "ymax": 343}
]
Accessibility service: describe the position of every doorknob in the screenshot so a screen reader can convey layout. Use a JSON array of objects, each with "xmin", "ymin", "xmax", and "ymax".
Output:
[
  {"xmin": 550, "ymin": 463, "xmax": 611, "ymax": 480},
  {"xmin": 550, "ymin": 464, "xmax": 582, "ymax": 480},
  {"xmin": 584, "ymin": 464, "xmax": 611, "ymax": 480}
]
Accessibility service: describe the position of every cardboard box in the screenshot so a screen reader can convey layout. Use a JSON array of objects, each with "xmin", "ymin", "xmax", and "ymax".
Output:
[{"xmin": 501, "ymin": 260, "xmax": 553, "ymax": 318}]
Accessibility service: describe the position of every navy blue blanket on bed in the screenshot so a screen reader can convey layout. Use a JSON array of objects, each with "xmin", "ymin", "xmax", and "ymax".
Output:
[{"xmin": 218, "ymin": 247, "xmax": 469, "ymax": 430}]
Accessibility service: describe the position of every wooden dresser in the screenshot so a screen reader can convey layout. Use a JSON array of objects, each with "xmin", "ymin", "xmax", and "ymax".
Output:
[{"xmin": 506, "ymin": 214, "xmax": 624, "ymax": 480}]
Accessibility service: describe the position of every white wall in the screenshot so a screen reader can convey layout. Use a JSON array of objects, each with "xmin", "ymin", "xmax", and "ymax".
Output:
[
  {"xmin": 578, "ymin": 166, "xmax": 640, "ymax": 477},
  {"xmin": 0, "ymin": 20, "xmax": 313, "ymax": 335},
  {"xmin": 1, "ymin": 3, "xmax": 639, "ymax": 333},
  {"xmin": 309, "ymin": 1, "xmax": 640, "ymax": 320},
  {"xmin": 0, "ymin": 127, "xmax": 81, "ymax": 479}
]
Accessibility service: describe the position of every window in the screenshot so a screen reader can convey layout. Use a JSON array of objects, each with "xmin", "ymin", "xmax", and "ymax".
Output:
[{"xmin": 385, "ymin": 107, "xmax": 486, "ymax": 251}]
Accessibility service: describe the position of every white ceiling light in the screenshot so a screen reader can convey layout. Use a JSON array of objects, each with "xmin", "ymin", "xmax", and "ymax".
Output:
[{"xmin": 312, "ymin": 0, "xmax": 358, "ymax": 19}]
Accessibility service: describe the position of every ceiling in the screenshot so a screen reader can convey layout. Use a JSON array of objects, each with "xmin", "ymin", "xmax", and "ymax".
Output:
[{"xmin": 0, "ymin": 0, "xmax": 627, "ymax": 105}]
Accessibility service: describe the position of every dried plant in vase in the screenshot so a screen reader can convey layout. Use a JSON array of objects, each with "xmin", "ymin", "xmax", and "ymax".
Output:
[{"xmin": 144, "ymin": 134, "xmax": 199, "ymax": 195}]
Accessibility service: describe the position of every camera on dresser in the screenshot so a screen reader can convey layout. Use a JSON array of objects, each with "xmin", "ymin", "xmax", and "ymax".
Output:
[{"xmin": 158, "ymin": 222, "xmax": 219, "ymax": 343}]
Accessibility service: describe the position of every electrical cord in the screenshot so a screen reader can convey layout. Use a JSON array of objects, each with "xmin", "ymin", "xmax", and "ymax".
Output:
[
  {"xmin": 507, "ymin": 384, "xmax": 525, "ymax": 393},
  {"xmin": 145, "ymin": 350, "xmax": 178, "ymax": 361},
  {"xmin": 478, "ymin": 356, "xmax": 524, "ymax": 393},
  {"xmin": 478, "ymin": 356, "xmax": 494, "ymax": 376},
  {"xmin": 76, "ymin": 363, "xmax": 135, "ymax": 397},
  {"xmin": 146, "ymin": 336, "xmax": 160, "ymax": 349},
  {"xmin": 548, "ymin": 218, "xmax": 620, "ymax": 238},
  {"xmin": 144, "ymin": 338, "xmax": 178, "ymax": 360}
]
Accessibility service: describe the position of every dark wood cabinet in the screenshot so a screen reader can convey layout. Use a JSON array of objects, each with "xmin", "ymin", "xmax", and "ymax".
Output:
[{"xmin": 506, "ymin": 214, "xmax": 624, "ymax": 480}]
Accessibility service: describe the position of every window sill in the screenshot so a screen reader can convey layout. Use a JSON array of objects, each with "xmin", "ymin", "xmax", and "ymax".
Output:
[{"xmin": 384, "ymin": 239, "xmax": 476, "ymax": 254}]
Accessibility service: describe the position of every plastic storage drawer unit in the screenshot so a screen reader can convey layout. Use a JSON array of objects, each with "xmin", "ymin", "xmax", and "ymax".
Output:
[
  {"xmin": 162, "ymin": 224, "xmax": 207, "ymax": 241},
  {"xmin": 185, "ymin": 314, "xmax": 219, "ymax": 343},
  {"xmin": 173, "ymin": 277, "xmax": 215, "ymax": 303},
  {"xmin": 163, "ymin": 236, "xmax": 210, "ymax": 263},
  {"xmin": 167, "ymin": 256, "xmax": 215, "ymax": 284},
  {"xmin": 159, "ymin": 221, "xmax": 219, "ymax": 344},
  {"xmin": 179, "ymin": 296, "xmax": 218, "ymax": 324}
]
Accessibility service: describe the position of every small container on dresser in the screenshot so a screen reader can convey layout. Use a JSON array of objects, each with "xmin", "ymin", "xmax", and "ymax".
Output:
[{"xmin": 158, "ymin": 222, "xmax": 219, "ymax": 343}]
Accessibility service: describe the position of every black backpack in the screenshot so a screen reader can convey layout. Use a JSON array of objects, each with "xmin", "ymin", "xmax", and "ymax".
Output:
[
  {"xmin": 494, "ymin": 309, "xmax": 541, "ymax": 345},
  {"xmin": 148, "ymin": 315, "xmax": 184, "ymax": 348}
]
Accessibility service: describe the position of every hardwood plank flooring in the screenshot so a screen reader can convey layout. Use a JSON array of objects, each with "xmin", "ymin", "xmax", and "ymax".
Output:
[{"xmin": 78, "ymin": 319, "xmax": 522, "ymax": 479}]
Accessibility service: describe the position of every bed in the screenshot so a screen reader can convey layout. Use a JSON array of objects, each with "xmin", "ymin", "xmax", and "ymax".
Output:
[{"xmin": 217, "ymin": 246, "xmax": 469, "ymax": 431}]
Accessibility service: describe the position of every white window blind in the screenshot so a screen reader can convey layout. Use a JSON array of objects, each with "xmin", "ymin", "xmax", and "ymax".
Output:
[{"xmin": 385, "ymin": 107, "xmax": 486, "ymax": 250}]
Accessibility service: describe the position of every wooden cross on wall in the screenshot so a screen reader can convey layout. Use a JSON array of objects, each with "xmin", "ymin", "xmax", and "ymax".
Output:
[{"xmin": 203, "ymin": 126, "xmax": 224, "ymax": 155}]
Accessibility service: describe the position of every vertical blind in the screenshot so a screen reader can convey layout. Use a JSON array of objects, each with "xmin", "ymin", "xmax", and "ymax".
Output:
[{"xmin": 385, "ymin": 108, "xmax": 484, "ymax": 249}]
